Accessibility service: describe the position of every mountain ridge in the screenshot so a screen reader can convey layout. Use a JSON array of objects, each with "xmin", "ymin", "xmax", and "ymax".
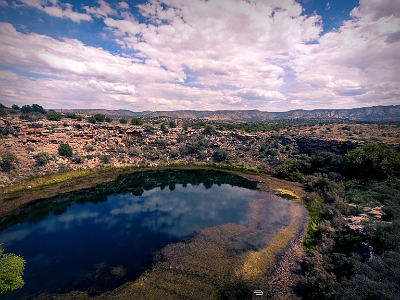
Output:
[{"xmin": 61, "ymin": 105, "xmax": 400, "ymax": 121}]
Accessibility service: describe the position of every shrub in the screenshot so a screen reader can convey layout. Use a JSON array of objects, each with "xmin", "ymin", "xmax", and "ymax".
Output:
[
  {"xmin": 65, "ymin": 112, "xmax": 77, "ymax": 119},
  {"xmin": 46, "ymin": 110, "xmax": 63, "ymax": 121},
  {"xmin": 34, "ymin": 152, "xmax": 51, "ymax": 166},
  {"xmin": 20, "ymin": 105, "xmax": 33, "ymax": 113},
  {"xmin": 83, "ymin": 144, "xmax": 94, "ymax": 152},
  {"xmin": 119, "ymin": 118, "xmax": 128, "ymax": 124},
  {"xmin": 58, "ymin": 144, "xmax": 73, "ymax": 157},
  {"xmin": 0, "ymin": 245, "xmax": 26, "ymax": 296},
  {"xmin": 94, "ymin": 114, "xmax": 106, "ymax": 122},
  {"xmin": 213, "ymin": 149, "xmax": 228, "ymax": 162},
  {"xmin": 169, "ymin": 120, "xmax": 177, "ymax": 128},
  {"xmin": 0, "ymin": 152, "xmax": 18, "ymax": 172},
  {"xmin": 131, "ymin": 117, "xmax": 144, "ymax": 125},
  {"xmin": 160, "ymin": 123, "xmax": 169, "ymax": 134},
  {"xmin": 98, "ymin": 154, "xmax": 111, "ymax": 164},
  {"xmin": 344, "ymin": 143, "xmax": 400, "ymax": 180},
  {"xmin": 72, "ymin": 155, "xmax": 85, "ymax": 164}
]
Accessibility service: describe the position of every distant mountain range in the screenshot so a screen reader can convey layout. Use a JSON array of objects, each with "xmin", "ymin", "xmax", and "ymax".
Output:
[{"xmin": 63, "ymin": 105, "xmax": 400, "ymax": 122}]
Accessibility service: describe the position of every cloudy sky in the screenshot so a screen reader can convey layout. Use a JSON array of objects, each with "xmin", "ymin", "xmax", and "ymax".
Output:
[{"xmin": 0, "ymin": 0, "xmax": 399, "ymax": 111}]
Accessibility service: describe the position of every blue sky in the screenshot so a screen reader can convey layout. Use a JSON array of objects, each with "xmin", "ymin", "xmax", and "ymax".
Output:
[{"xmin": 0, "ymin": 0, "xmax": 399, "ymax": 111}]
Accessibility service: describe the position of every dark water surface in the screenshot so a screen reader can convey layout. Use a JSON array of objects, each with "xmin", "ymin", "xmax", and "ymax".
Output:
[{"xmin": 0, "ymin": 170, "xmax": 279, "ymax": 298}]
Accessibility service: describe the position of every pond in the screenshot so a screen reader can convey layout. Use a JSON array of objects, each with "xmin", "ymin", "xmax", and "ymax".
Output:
[{"xmin": 0, "ymin": 170, "xmax": 300, "ymax": 299}]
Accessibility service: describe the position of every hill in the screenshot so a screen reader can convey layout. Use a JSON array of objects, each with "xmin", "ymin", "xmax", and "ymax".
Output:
[{"xmin": 64, "ymin": 105, "xmax": 400, "ymax": 122}]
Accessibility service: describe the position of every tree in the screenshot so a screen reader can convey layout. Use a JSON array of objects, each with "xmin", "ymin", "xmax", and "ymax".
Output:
[
  {"xmin": 160, "ymin": 123, "xmax": 169, "ymax": 134},
  {"xmin": 31, "ymin": 104, "xmax": 46, "ymax": 114},
  {"xmin": 58, "ymin": 144, "xmax": 73, "ymax": 157},
  {"xmin": 344, "ymin": 143, "xmax": 400, "ymax": 180},
  {"xmin": 119, "ymin": 118, "xmax": 128, "ymax": 124},
  {"xmin": 0, "ymin": 245, "xmax": 26, "ymax": 296},
  {"xmin": 20, "ymin": 105, "xmax": 33, "ymax": 113},
  {"xmin": 169, "ymin": 120, "xmax": 177, "ymax": 128},
  {"xmin": 11, "ymin": 104, "xmax": 19, "ymax": 110},
  {"xmin": 46, "ymin": 110, "xmax": 63, "ymax": 121}
]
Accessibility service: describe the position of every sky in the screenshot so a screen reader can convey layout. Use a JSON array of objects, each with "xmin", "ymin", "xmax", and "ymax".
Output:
[{"xmin": 0, "ymin": 0, "xmax": 399, "ymax": 112}]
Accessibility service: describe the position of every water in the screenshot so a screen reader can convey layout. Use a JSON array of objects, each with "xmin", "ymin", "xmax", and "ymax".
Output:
[{"xmin": 0, "ymin": 170, "xmax": 272, "ymax": 298}]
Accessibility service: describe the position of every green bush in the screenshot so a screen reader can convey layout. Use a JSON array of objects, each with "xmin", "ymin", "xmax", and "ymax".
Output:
[
  {"xmin": 46, "ymin": 110, "xmax": 63, "ymax": 121},
  {"xmin": 0, "ymin": 245, "xmax": 26, "ymax": 296},
  {"xmin": 119, "ymin": 118, "xmax": 128, "ymax": 124},
  {"xmin": 131, "ymin": 117, "xmax": 144, "ymax": 125},
  {"xmin": 212, "ymin": 149, "xmax": 228, "ymax": 162},
  {"xmin": 0, "ymin": 152, "xmax": 18, "ymax": 172},
  {"xmin": 31, "ymin": 104, "xmax": 46, "ymax": 114},
  {"xmin": 20, "ymin": 105, "xmax": 33, "ymax": 113},
  {"xmin": 58, "ymin": 144, "xmax": 73, "ymax": 157},
  {"xmin": 344, "ymin": 143, "xmax": 400, "ymax": 180},
  {"xmin": 34, "ymin": 152, "xmax": 51, "ymax": 166},
  {"xmin": 94, "ymin": 114, "xmax": 106, "ymax": 122}
]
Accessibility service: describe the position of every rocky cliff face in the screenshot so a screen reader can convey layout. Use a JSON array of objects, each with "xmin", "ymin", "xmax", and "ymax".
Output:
[{"xmin": 1, "ymin": 116, "xmax": 399, "ymax": 188}]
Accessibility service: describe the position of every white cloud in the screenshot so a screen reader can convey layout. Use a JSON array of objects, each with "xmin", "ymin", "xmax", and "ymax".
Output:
[
  {"xmin": 292, "ymin": 0, "xmax": 400, "ymax": 108},
  {"xmin": 83, "ymin": 0, "xmax": 116, "ymax": 18},
  {"xmin": 1, "ymin": 0, "xmax": 399, "ymax": 111},
  {"xmin": 19, "ymin": 0, "xmax": 92, "ymax": 23}
]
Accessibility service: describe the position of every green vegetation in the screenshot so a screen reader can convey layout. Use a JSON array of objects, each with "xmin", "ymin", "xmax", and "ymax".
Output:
[
  {"xmin": 119, "ymin": 118, "xmax": 128, "ymax": 124},
  {"xmin": 0, "ymin": 152, "xmax": 18, "ymax": 172},
  {"xmin": 274, "ymin": 143, "xmax": 400, "ymax": 299},
  {"xmin": 58, "ymin": 143, "xmax": 73, "ymax": 157},
  {"xmin": 131, "ymin": 117, "xmax": 144, "ymax": 125},
  {"xmin": 212, "ymin": 149, "xmax": 228, "ymax": 162},
  {"xmin": 33, "ymin": 152, "xmax": 52, "ymax": 166},
  {"xmin": 0, "ymin": 245, "xmax": 26, "ymax": 296},
  {"xmin": 46, "ymin": 109, "xmax": 63, "ymax": 121}
]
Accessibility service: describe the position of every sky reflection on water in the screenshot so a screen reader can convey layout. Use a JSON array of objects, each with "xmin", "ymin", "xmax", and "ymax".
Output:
[{"xmin": 0, "ymin": 180, "xmax": 261, "ymax": 298}]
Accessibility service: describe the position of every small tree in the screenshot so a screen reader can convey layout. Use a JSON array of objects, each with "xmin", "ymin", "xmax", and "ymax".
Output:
[
  {"xmin": 0, "ymin": 245, "xmax": 26, "ymax": 296},
  {"xmin": 20, "ymin": 105, "xmax": 33, "ymax": 113},
  {"xmin": 31, "ymin": 104, "xmax": 46, "ymax": 114},
  {"xmin": 119, "ymin": 118, "xmax": 128, "ymax": 124},
  {"xmin": 160, "ymin": 123, "xmax": 169, "ymax": 134},
  {"xmin": 58, "ymin": 144, "xmax": 73, "ymax": 157},
  {"xmin": 11, "ymin": 104, "xmax": 19, "ymax": 110},
  {"xmin": 169, "ymin": 120, "xmax": 177, "ymax": 128}
]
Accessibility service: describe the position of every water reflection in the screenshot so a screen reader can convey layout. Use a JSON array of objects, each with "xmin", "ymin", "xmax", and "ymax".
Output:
[{"xmin": 0, "ymin": 170, "xmax": 263, "ymax": 298}]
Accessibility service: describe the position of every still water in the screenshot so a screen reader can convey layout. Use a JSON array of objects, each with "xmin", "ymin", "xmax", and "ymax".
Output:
[{"xmin": 0, "ymin": 170, "xmax": 272, "ymax": 298}]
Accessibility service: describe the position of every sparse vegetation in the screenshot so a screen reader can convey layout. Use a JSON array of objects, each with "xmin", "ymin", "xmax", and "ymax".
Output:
[{"xmin": 58, "ymin": 143, "xmax": 73, "ymax": 157}]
